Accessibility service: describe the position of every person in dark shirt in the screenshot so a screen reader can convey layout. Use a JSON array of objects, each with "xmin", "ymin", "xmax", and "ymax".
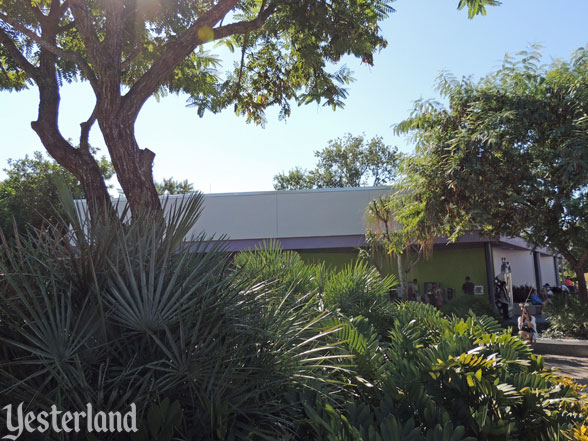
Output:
[{"xmin": 462, "ymin": 276, "xmax": 475, "ymax": 295}]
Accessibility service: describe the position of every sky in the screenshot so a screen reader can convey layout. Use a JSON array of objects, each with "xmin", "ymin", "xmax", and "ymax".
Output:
[{"xmin": 1, "ymin": 0, "xmax": 587, "ymax": 194}]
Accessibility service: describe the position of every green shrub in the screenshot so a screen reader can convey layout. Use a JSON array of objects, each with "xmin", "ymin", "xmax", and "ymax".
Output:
[
  {"xmin": 322, "ymin": 260, "xmax": 397, "ymax": 336},
  {"xmin": 308, "ymin": 305, "xmax": 587, "ymax": 441},
  {"xmin": 544, "ymin": 293, "xmax": 588, "ymax": 339},
  {"xmin": 442, "ymin": 294, "xmax": 500, "ymax": 319},
  {"xmin": 1, "ymin": 196, "xmax": 586, "ymax": 441},
  {"xmin": 233, "ymin": 239, "xmax": 323, "ymax": 303},
  {"xmin": 234, "ymin": 245, "xmax": 587, "ymax": 440},
  {"xmin": 0, "ymin": 194, "xmax": 343, "ymax": 440}
]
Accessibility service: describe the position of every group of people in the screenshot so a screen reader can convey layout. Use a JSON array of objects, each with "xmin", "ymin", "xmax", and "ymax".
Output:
[
  {"xmin": 408, "ymin": 275, "xmax": 581, "ymax": 344},
  {"xmin": 406, "ymin": 279, "xmax": 444, "ymax": 307},
  {"xmin": 517, "ymin": 277, "xmax": 577, "ymax": 343},
  {"xmin": 461, "ymin": 275, "xmax": 539, "ymax": 343}
]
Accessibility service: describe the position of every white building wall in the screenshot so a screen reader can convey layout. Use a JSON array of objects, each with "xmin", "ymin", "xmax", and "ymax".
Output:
[
  {"xmin": 189, "ymin": 187, "xmax": 390, "ymax": 239},
  {"xmin": 540, "ymin": 255, "xmax": 557, "ymax": 286},
  {"xmin": 492, "ymin": 248, "xmax": 536, "ymax": 287}
]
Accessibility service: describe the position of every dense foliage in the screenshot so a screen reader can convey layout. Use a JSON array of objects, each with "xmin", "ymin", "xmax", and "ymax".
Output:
[
  {"xmin": 0, "ymin": 194, "xmax": 349, "ymax": 440},
  {"xmin": 0, "ymin": 200, "xmax": 586, "ymax": 440},
  {"xmin": 544, "ymin": 293, "xmax": 588, "ymax": 340},
  {"xmin": 273, "ymin": 134, "xmax": 401, "ymax": 190},
  {"xmin": 442, "ymin": 294, "xmax": 500, "ymax": 319},
  {"xmin": 512, "ymin": 285, "xmax": 536, "ymax": 304},
  {"xmin": 392, "ymin": 47, "xmax": 588, "ymax": 299},
  {"xmin": 155, "ymin": 177, "xmax": 195, "ymax": 195},
  {"xmin": 0, "ymin": 151, "xmax": 113, "ymax": 237}
]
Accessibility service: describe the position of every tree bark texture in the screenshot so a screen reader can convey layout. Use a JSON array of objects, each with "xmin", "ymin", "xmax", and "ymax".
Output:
[
  {"xmin": 574, "ymin": 265, "xmax": 588, "ymax": 301},
  {"xmin": 29, "ymin": 13, "xmax": 115, "ymax": 221},
  {"xmin": 98, "ymin": 119, "xmax": 161, "ymax": 217},
  {"xmin": 397, "ymin": 253, "xmax": 406, "ymax": 299}
]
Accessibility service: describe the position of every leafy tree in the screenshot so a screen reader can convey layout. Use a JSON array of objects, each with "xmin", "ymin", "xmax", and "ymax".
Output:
[
  {"xmin": 274, "ymin": 133, "xmax": 401, "ymax": 189},
  {"xmin": 394, "ymin": 47, "xmax": 588, "ymax": 299},
  {"xmin": 155, "ymin": 177, "xmax": 194, "ymax": 195},
  {"xmin": 0, "ymin": 151, "xmax": 114, "ymax": 236},
  {"xmin": 0, "ymin": 1, "xmax": 498, "ymax": 219}
]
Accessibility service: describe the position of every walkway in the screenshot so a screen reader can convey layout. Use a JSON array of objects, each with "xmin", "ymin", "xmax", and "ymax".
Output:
[{"xmin": 542, "ymin": 354, "xmax": 588, "ymax": 386}]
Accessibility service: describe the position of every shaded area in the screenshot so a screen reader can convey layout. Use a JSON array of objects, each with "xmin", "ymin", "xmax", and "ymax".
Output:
[{"xmin": 542, "ymin": 354, "xmax": 588, "ymax": 386}]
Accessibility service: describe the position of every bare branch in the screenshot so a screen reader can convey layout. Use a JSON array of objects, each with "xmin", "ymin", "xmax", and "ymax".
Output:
[
  {"xmin": 57, "ymin": 21, "xmax": 76, "ymax": 33},
  {"xmin": 234, "ymin": 32, "xmax": 249, "ymax": 98},
  {"xmin": 233, "ymin": 0, "xmax": 268, "ymax": 98},
  {"xmin": 80, "ymin": 104, "xmax": 98, "ymax": 152},
  {"xmin": 57, "ymin": 1, "xmax": 70, "ymax": 17},
  {"xmin": 30, "ymin": 4, "xmax": 47, "ymax": 25}
]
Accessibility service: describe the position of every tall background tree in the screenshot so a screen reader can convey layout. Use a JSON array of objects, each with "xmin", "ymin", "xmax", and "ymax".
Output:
[
  {"xmin": 155, "ymin": 177, "xmax": 194, "ymax": 195},
  {"xmin": 0, "ymin": 0, "xmax": 497, "ymax": 219},
  {"xmin": 393, "ymin": 47, "xmax": 588, "ymax": 299},
  {"xmin": 274, "ymin": 133, "xmax": 401, "ymax": 190}
]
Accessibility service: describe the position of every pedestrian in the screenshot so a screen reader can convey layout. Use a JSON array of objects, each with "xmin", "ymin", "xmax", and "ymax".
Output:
[
  {"xmin": 565, "ymin": 276, "xmax": 575, "ymax": 293},
  {"xmin": 462, "ymin": 276, "xmax": 475, "ymax": 295},
  {"xmin": 518, "ymin": 306, "xmax": 537, "ymax": 343}
]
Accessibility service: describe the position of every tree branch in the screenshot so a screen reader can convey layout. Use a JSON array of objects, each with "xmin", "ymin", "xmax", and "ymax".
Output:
[
  {"xmin": 57, "ymin": 21, "xmax": 76, "ymax": 33},
  {"xmin": 121, "ymin": 45, "xmax": 143, "ymax": 71},
  {"xmin": 103, "ymin": 0, "xmax": 124, "ymax": 72},
  {"xmin": 210, "ymin": 4, "xmax": 276, "ymax": 44},
  {"xmin": 0, "ymin": 12, "xmax": 97, "ymax": 88},
  {"xmin": 57, "ymin": 0, "xmax": 70, "ymax": 17},
  {"xmin": 30, "ymin": 4, "xmax": 47, "ymax": 25},
  {"xmin": 80, "ymin": 104, "xmax": 98, "ymax": 152},
  {"xmin": 121, "ymin": 0, "xmax": 245, "ymax": 121},
  {"xmin": 0, "ymin": 27, "xmax": 39, "ymax": 80},
  {"xmin": 67, "ymin": 0, "xmax": 106, "ymax": 76}
]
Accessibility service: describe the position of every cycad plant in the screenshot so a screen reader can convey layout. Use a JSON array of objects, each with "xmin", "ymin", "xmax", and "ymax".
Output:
[
  {"xmin": 306, "ymin": 305, "xmax": 588, "ymax": 441},
  {"xmin": 0, "ymin": 192, "xmax": 344, "ymax": 440}
]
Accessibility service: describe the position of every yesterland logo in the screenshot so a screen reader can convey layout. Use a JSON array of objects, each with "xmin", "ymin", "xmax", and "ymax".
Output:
[{"xmin": 2, "ymin": 403, "xmax": 137, "ymax": 440}]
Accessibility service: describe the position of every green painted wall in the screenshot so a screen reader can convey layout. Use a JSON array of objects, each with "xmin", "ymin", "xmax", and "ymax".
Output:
[
  {"xmin": 408, "ymin": 247, "xmax": 489, "ymax": 299},
  {"xmin": 299, "ymin": 247, "xmax": 489, "ymax": 300}
]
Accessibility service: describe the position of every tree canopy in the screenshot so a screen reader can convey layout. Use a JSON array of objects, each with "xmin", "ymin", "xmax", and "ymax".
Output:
[
  {"xmin": 0, "ymin": 0, "xmax": 498, "ymax": 219},
  {"xmin": 274, "ymin": 133, "xmax": 400, "ymax": 190},
  {"xmin": 0, "ymin": 151, "xmax": 114, "ymax": 236},
  {"xmin": 155, "ymin": 177, "xmax": 195, "ymax": 195},
  {"xmin": 393, "ymin": 46, "xmax": 588, "ymax": 298}
]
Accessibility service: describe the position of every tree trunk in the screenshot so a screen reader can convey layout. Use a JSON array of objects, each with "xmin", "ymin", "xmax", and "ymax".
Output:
[
  {"xmin": 31, "ymin": 68, "xmax": 115, "ymax": 220},
  {"xmin": 99, "ymin": 120, "xmax": 162, "ymax": 219},
  {"xmin": 574, "ymin": 265, "xmax": 587, "ymax": 301},
  {"xmin": 397, "ymin": 253, "xmax": 406, "ymax": 299},
  {"xmin": 562, "ymin": 249, "xmax": 588, "ymax": 302},
  {"xmin": 76, "ymin": 150, "xmax": 117, "ymax": 220}
]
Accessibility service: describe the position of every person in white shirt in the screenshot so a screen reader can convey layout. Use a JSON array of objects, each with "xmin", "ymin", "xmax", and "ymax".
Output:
[{"xmin": 518, "ymin": 306, "xmax": 537, "ymax": 343}]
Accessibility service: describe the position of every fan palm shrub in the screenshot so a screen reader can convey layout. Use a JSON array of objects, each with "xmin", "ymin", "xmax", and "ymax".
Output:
[
  {"xmin": 321, "ymin": 260, "xmax": 397, "ymax": 337},
  {"xmin": 0, "ymin": 192, "xmax": 346, "ymax": 440}
]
